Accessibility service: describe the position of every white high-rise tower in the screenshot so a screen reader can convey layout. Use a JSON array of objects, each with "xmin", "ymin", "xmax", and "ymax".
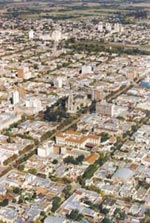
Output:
[
  {"xmin": 11, "ymin": 90, "xmax": 20, "ymax": 105},
  {"xmin": 29, "ymin": 30, "xmax": 34, "ymax": 40}
]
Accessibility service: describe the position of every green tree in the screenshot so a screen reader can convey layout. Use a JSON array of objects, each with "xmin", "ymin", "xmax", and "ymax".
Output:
[
  {"xmin": 102, "ymin": 217, "xmax": 112, "ymax": 223},
  {"xmin": 13, "ymin": 187, "xmax": 20, "ymax": 194},
  {"xmin": 52, "ymin": 159, "xmax": 58, "ymax": 164},
  {"xmin": 76, "ymin": 155, "xmax": 84, "ymax": 164},
  {"xmin": 1, "ymin": 199, "xmax": 8, "ymax": 207},
  {"xmin": 101, "ymin": 132, "xmax": 109, "ymax": 142},
  {"xmin": 66, "ymin": 209, "xmax": 83, "ymax": 221},
  {"xmin": 51, "ymin": 197, "xmax": 61, "ymax": 212}
]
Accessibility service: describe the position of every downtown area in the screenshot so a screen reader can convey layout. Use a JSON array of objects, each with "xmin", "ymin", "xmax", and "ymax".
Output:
[{"xmin": 0, "ymin": 0, "xmax": 150, "ymax": 223}]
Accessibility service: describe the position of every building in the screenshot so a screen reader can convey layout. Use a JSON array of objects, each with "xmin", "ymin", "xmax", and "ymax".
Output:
[
  {"xmin": 11, "ymin": 90, "xmax": 20, "ymax": 105},
  {"xmin": 92, "ymin": 87, "xmax": 103, "ymax": 101},
  {"xmin": 54, "ymin": 77, "xmax": 63, "ymax": 88},
  {"xmin": 67, "ymin": 93, "xmax": 90, "ymax": 113},
  {"xmin": 96, "ymin": 101, "xmax": 114, "ymax": 117},
  {"xmin": 81, "ymin": 64, "xmax": 94, "ymax": 75},
  {"xmin": 29, "ymin": 30, "xmax": 34, "ymax": 40},
  {"xmin": 25, "ymin": 98, "xmax": 42, "ymax": 113},
  {"xmin": 37, "ymin": 141, "xmax": 54, "ymax": 157},
  {"xmin": 51, "ymin": 29, "xmax": 62, "ymax": 42},
  {"xmin": 105, "ymin": 23, "xmax": 112, "ymax": 32},
  {"xmin": 17, "ymin": 66, "xmax": 32, "ymax": 80},
  {"xmin": 0, "ymin": 113, "xmax": 21, "ymax": 131},
  {"xmin": 55, "ymin": 130, "xmax": 100, "ymax": 149},
  {"xmin": 97, "ymin": 22, "xmax": 104, "ymax": 32}
]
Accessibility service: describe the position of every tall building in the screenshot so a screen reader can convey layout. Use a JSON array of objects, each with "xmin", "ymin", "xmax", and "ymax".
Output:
[
  {"xmin": 25, "ymin": 98, "xmax": 42, "ymax": 113},
  {"xmin": 29, "ymin": 30, "xmax": 34, "ymax": 40},
  {"xmin": 96, "ymin": 101, "xmax": 114, "ymax": 117},
  {"xmin": 114, "ymin": 23, "xmax": 124, "ymax": 33},
  {"xmin": 37, "ymin": 141, "xmax": 54, "ymax": 157},
  {"xmin": 67, "ymin": 93, "xmax": 75, "ymax": 113},
  {"xmin": 97, "ymin": 22, "xmax": 104, "ymax": 32},
  {"xmin": 11, "ymin": 90, "xmax": 20, "ymax": 105},
  {"xmin": 67, "ymin": 93, "xmax": 90, "ymax": 113},
  {"xmin": 54, "ymin": 77, "xmax": 63, "ymax": 88},
  {"xmin": 92, "ymin": 87, "xmax": 103, "ymax": 101},
  {"xmin": 105, "ymin": 23, "xmax": 112, "ymax": 32}
]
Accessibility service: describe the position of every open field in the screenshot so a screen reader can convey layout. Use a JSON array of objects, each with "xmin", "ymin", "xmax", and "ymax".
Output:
[{"xmin": 1, "ymin": 0, "xmax": 150, "ymax": 21}]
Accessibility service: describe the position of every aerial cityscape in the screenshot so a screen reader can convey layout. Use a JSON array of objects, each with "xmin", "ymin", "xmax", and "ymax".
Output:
[{"xmin": 0, "ymin": 0, "xmax": 149, "ymax": 222}]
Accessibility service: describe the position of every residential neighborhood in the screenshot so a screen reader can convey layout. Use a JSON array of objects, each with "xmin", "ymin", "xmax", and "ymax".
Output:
[{"xmin": 0, "ymin": 0, "xmax": 149, "ymax": 222}]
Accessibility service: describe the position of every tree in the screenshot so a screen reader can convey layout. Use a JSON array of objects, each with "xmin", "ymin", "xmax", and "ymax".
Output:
[
  {"xmin": 97, "ymin": 153, "xmax": 107, "ymax": 166},
  {"xmin": 66, "ymin": 209, "xmax": 83, "ymax": 221},
  {"xmin": 52, "ymin": 159, "xmax": 58, "ymax": 165},
  {"xmin": 18, "ymin": 164, "xmax": 24, "ymax": 171},
  {"xmin": 101, "ymin": 132, "xmax": 109, "ymax": 142},
  {"xmin": 1, "ymin": 199, "xmax": 8, "ymax": 207},
  {"xmin": 102, "ymin": 217, "xmax": 112, "ymax": 223},
  {"xmin": 83, "ymin": 163, "xmax": 98, "ymax": 179},
  {"xmin": 76, "ymin": 155, "xmax": 84, "ymax": 164},
  {"xmin": 51, "ymin": 197, "xmax": 61, "ymax": 212},
  {"xmin": 28, "ymin": 168, "xmax": 37, "ymax": 175},
  {"xmin": 13, "ymin": 187, "xmax": 20, "ymax": 194},
  {"xmin": 63, "ymin": 155, "xmax": 85, "ymax": 165},
  {"xmin": 114, "ymin": 208, "xmax": 126, "ymax": 220},
  {"xmin": 63, "ymin": 185, "xmax": 72, "ymax": 199},
  {"xmin": 64, "ymin": 156, "xmax": 77, "ymax": 165}
]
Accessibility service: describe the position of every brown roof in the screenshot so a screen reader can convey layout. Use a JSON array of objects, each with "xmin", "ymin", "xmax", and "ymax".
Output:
[
  {"xmin": 85, "ymin": 153, "xmax": 99, "ymax": 164},
  {"xmin": 88, "ymin": 135, "xmax": 100, "ymax": 140},
  {"xmin": 56, "ymin": 132, "xmax": 64, "ymax": 138},
  {"xmin": 65, "ymin": 130, "xmax": 81, "ymax": 136}
]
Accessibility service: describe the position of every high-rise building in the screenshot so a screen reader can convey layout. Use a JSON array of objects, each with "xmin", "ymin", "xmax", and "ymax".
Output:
[
  {"xmin": 92, "ymin": 87, "xmax": 103, "ymax": 101},
  {"xmin": 105, "ymin": 23, "xmax": 112, "ymax": 32},
  {"xmin": 11, "ymin": 90, "xmax": 20, "ymax": 105},
  {"xmin": 97, "ymin": 22, "xmax": 104, "ymax": 32},
  {"xmin": 37, "ymin": 141, "xmax": 54, "ymax": 157},
  {"xmin": 113, "ymin": 23, "xmax": 124, "ymax": 33},
  {"xmin": 96, "ymin": 101, "xmax": 114, "ymax": 117},
  {"xmin": 54, "ymin": 77, "xmax": 63, "ymax": 88},
  {"xmin": 25, "ymin": 98, "xmax": 42, "ymax": 113},
  {"xmin": 29, "ymin": 30, "xmax": 34, "ymax": 40}
]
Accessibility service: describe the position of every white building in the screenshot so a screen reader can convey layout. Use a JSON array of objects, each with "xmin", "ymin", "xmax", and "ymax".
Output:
[
  {"xmin": 51, "ymin": 29, "xmax": 62, "ymax": 42},
  {"xmin": 97, "ymin": 22, "xmax": 104, "ymax": 32},
  {"xmin": 81, "ymin": 64, "xmax": 94, "ymax": 75},
  {"xmin": 29, "ymin": 30, "xmax": 34, "ymax": 40},
  {"xmin": 37, "ymin": 141, "xmax": 54, "ymax": 157},
  {"xmin": 54, "ymin": 77, "xmax": 63, "ymax": 88},
  {"xmin": 105, "ymin": 23, "xmax": 112, "ymax": 32},
  {"xmin": 25, "ymin": 98, "xmax": 42, "ymax": 113},
  {"xmin": 11, "ymin": 90, "xmax": 20, "ymax": 105},
  {"xmin": 18, "ymin": 66, "xmax": 32, "ymax": 80}
]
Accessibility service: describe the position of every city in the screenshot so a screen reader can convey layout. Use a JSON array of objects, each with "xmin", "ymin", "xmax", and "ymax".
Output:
[{"xmin": 0, "ymin": 0, "xmax": 149, "ymax": 223}]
